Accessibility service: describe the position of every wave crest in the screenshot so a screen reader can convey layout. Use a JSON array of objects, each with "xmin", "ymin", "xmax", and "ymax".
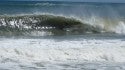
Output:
[
  {"xmin": 0, "ymin": 14, "xmax": 125, "ymax": 36},
  {"xmin": 0, "ymin": 14, "xmax": 100, "ymax": 36}
]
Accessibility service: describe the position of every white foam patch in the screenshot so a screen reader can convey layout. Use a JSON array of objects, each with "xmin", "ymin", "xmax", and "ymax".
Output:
[
  {"xmin": 0, "ymin": 38, "xmax": 125, "ymax": 62},
  {"xmin": 29, "ymin": 31, "xmax": 53, "ymax": 36},
  {"xmin": 0, "ymin": 38, "xmax": 125, "ymax": 70}
]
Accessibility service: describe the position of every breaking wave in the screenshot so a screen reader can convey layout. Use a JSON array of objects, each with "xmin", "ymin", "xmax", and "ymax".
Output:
[{"xmin": 0, "ymin": 14, "xmax": 125, "ymax": 36}]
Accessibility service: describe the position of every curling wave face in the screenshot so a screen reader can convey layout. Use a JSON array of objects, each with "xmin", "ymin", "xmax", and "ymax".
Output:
[
  {"xmin": 0, "ymin": 14, "xmax": 102, "ymax": 36},
  {"xmin": 0, "ymin": 14, "xmax": 125, "ymax": 36}
]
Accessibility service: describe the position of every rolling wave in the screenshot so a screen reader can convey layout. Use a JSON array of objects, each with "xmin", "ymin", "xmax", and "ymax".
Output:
[
  {"xmin": 0, "ymin": 14, "xmax": 99, "ymax": 36},
  {"xmin": 0, "ymin": 14, "xmax": 125, "ymax": 36},
  {"xmin": 0, "ymin": 1, "xmax": 125, "ymax": 36}
]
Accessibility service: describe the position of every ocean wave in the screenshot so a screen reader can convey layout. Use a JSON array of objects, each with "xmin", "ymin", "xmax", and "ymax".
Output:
[
  {"xmin": 34, "ymin": 3, "xmax": 70, "ymax": 6},
  {"xmin": 0, "ymin": 14, "xmax": 99, "ymax": 36},
  {"xmin": 1, "ymin": 2, "xmax": 70, "ymax": 7},
  {"xmin": 0, "ymin": 14, "xmax": 125, "ymax": 36},
  {"xmin": 35, "ymin": 3, "xmax": 56, "ymax": 6}
]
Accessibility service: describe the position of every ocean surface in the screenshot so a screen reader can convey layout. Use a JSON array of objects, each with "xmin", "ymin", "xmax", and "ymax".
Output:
[{"xmin": 0, "ymin": 1, "xmax": 125, "ymax": 70}]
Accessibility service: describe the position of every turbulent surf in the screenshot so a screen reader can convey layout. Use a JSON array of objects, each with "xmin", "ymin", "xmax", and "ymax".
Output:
[{"xmin": 0, "ymin": 1, "xmax": 125, "ymax": 70}]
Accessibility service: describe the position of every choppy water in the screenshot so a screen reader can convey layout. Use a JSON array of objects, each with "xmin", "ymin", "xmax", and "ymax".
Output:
[
  {"xmin": 0, "ymin": 1, "xmax": 125, "ymax": 70},
  {"xmin": 0, "ymin": 35, "xmax": 125, "ymax": 70}
]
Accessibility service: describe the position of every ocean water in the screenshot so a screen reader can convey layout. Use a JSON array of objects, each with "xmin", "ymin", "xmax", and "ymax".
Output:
[{"xmin": 0, "ymin": 1, "xmax": 125, "ymax": 70}]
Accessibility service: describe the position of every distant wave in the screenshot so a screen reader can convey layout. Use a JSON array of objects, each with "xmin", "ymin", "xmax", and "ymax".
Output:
[
  {"xmin": 1, "ymin": 2, "xmax": 70, "ymax": 7},
  {"xmin": 0, "ymin": 14, "xmax": 125, "ymax": 36},
  {"xmin": 35, "ymin": 3, "xmax": 56, "ymax": 6},
  {"xmin": 34, "ymin": 3, "xmax": 69, "ymax": 6}
]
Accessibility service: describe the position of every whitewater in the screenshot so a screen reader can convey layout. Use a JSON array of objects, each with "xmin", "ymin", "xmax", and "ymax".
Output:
[
  {"xmin": 0, "ymin": 1, "xmax": 125, "ymax": 70},
  {"xmin": 0, "ymin": 35, "xmax": 125, "ymax": 70}
]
